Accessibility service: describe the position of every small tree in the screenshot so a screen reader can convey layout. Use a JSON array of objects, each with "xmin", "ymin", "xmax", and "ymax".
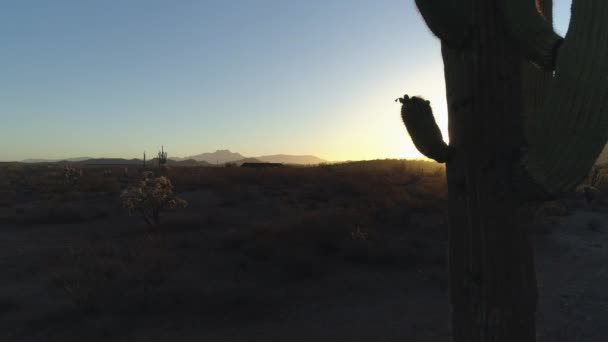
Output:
[{"xmin": 120, "ymin": 171, "xmax": 187, "ymax": 227}]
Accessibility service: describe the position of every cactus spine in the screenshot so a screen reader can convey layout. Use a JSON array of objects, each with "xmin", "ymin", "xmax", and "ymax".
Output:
[{"xmin": 402, "ymin": 1, "xmax": 608, "ymax": 341}]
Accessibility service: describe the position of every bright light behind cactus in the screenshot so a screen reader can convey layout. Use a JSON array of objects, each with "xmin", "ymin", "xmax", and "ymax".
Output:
[{"xmin": 0, "ymin": 1, "xmax": 572, "ymax": 162}]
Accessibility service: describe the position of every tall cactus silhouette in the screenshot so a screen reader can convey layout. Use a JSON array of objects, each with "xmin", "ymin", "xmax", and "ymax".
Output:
[
  {"xmin": 157, "ymin": 145, "xmax": 167, "ymax": 171},
  {"xmin": 401, "ymin": 0, "xmax": 608, "ymax": 341}
]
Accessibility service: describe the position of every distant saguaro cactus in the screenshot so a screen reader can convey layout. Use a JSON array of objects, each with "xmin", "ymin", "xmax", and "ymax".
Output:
[
  {"xmin": 401, "ymin": 1, "xmax": 608, "ymax": 341},
  {"xmin": 157, "ymin": 146, "xmax": 167, "ymax": 171}
]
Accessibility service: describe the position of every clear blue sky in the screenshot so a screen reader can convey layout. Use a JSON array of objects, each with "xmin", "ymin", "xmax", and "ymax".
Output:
[{"xmin": 0, "ymin": 0, "xmax": 572, "ymax": 161}]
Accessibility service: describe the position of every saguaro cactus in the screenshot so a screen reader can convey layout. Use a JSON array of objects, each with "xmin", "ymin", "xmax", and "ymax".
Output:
[
  {"xmin": 402, "ymin": 0, "xmax": 608, "ymax": 341},
  {"xmin": 157, "ymin": 145, "xmax": 168, "ymax": 171}
]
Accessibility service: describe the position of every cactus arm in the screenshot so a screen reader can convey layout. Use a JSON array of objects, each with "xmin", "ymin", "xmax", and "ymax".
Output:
[
  {"xmin": 524, "ymin": 0, "xmax": 608, "ymax": 194},
  {"xmin": 414, "ymin": 0, "xmax": 471, "ymax": 49},
  {"xmin": 398, "ymin": 95, "xmax": 450, "ymax": 163},
  {"xmin": 501, "ymin": 0, "xmax": 563, "ymax": 69}
]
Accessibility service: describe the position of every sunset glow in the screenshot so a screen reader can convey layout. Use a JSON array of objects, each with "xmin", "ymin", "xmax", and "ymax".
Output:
[{"xmin": 0, "ymin": 0, "xmax": 571, "ymax": 162}]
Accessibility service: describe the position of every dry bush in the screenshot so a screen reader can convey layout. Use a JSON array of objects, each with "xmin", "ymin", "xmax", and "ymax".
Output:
[
  {"xmin": 63, "ymin": 166, "xmax": 82, "ymax": 185},
  {"xmin": 121, "ymin": 172, "xmax": 187, "ymax": 227}
]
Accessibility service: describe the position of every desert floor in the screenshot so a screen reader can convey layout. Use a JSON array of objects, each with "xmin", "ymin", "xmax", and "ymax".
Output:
[{"xmin": 0, "ymin": 162, "xmax": 606, "ymax": 341}]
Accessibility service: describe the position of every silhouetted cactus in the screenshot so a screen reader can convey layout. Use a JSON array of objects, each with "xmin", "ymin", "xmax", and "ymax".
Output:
[
  {"xmin": 157, "ymin": 146, "xmax": 167, "ymax": 171},
  {"xmin": 397, "ymin": 96, "xmax": 450, "ymax": 163},
  {"xmin": 403, "ymin": 1, "xmax": 608, "ymax": 341}
]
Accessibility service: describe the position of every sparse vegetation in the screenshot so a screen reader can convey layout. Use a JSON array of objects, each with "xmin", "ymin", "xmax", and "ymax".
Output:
[
  {"xmin": 0, "ymin": 160, "xmax": 447, "ymax": 314},
  {"xmin": 2, "ymin": 159, "xmax": 602, "ymax": 341}
]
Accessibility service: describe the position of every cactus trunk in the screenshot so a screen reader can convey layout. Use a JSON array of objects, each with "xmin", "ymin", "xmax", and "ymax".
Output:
[
  {"xmin": 442, "ymin": 4, "xmax": 537, "ymax": 340},
  {"xmin": 401, "ymin": 0, "xmax": 608, "ymax": 340},
  {"xmin": 404, "ymin": 0, "xmax": 608, "ymax": 339}
]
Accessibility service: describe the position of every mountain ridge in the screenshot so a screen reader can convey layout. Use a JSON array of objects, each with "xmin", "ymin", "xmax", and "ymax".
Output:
[
  {"xmin": 20, "ymin": 150, "xmax": 328, "ymax": 165},
  {"xmin": 181, "ymin": 150, "xmax": 327, "ymax": 165}
]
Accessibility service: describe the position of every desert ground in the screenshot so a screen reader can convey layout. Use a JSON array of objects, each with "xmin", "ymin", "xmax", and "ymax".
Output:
[{"xmin": 0, "ymin": 160, "xmax": 607, "ymax": 341}]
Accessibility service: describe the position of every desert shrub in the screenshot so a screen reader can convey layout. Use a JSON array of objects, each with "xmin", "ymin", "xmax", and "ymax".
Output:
[
  {"xmin": 121, "ymin": 172, "xmax": 187, "ymax": 227},
  {"xmin": 63, "ymin": 165, "xmax": 82, "ymax": 185}
]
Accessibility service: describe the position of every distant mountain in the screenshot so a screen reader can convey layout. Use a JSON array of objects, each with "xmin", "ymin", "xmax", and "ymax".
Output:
[
  {"xmin": 179, "ymin": 150, "xmax": 326, "ymax": 165},
  {"xmin": 182, "ymin": 150, "xmax": 246, "ymax": 164},
  {"xmin": 170, "ymin": 158, "xmax": 207, "ymax": 166},
  {"xmin": 76, "ymin": 158, "xmax": 142, "ymax": 165},
  {"xmin": 165, "ymin": 158, "xmax": 210, "ymax": 166},
  {"xmin": 232, "ymin": 158, "xmax": 262, "ymax": 165},
  {"xmin": 17, "ymin": 150, "xmax": 328, "ymax": 166},
  {"xmin": 21, "ymin": 157, "xmax": 92, "ymax": 163},
  {"xmin": 78, "ymin": 158, "xmax": 210, "ymax": 166},
  {"xmin": 256, "ymin": 154, "xmax": 327, "ymax": 165}
]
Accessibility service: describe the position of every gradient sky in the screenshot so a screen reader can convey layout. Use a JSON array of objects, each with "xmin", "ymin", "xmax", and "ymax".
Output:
[{"xmin": 1, "ymin": 0, "xmax": 572, "ymax": 162}]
